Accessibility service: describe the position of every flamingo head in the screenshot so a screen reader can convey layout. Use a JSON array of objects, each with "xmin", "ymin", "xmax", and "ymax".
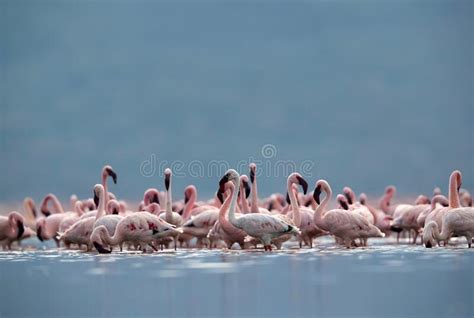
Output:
[
  {"xmin": 36, "ymin": 217, "xmax": 46, "ymax": 241},
  {"xmin": 343, "ymin": 187, "xmax": 354, "ymax": 204},
  {"xmin": 103, "ymin": 165, "xmax": 117, "ymax": 184},
  {"xmin": 240, "ymin": 175, "xmax": 251, "ymax": 199},
  {"xmin": 249, "ymin": 163, "xmax": 257, "ymax": 183},
  {"xmin": 184, "ymin": 185, "xmax": 196, "ymax": 204},
  {"xmin": 9, "ymin": 212, "xmax": 25, "ymax": 239},
  {"xmin": 164, "ymin": 168, "xmax": 172, "ymax": 190},
  {"xmin": 313, "ymin": 180, "xmax": 326, "ymax": 205},
  {"xmin": 336, "ymin": 194, "xmax": 349, "ymax": 210}
]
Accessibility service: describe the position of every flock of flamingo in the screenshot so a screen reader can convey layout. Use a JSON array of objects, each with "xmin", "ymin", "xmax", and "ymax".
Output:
[{"xmin": 1, "ymin": 164, "xmax": 473, "ymax": 253}]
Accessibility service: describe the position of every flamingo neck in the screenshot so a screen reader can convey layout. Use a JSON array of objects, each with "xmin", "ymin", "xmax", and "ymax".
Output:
[
  {"xmin": 182, "ymin": 190, "xmax": 196, "ymax": 220},
  {"xmin": 219, "ymin": 187, "xmax": 240, "ymax": 235},
  {"xmin": 102, "ymin": 173, "xmax": 109, "ymax": 207},
  {"xmin": 228, "ymin": 180, "xmax": 239, "ymax": 226},
  {"xmin": 50, "ymin": 195, "xmax": 65, "ymax": 214},
  {"xmin": 166, "ymin": 183, "xmax": 173, "ymax": 222},
  {"xmin": 96, "ymin": 191, "xmax": 106, "ymax": 220},
  {"xmin": 380, "ymin": 191, "xmax": 393, "ymax": 214},
  {"xmin": 239, "ymin": 183, "xmax": 250, "ymax": 214},
  {"xmin": 314, "ymin": 184, "xmax": 331, "ymax": 232},
  {"xmin": 288, "ymin": 180, "xmax": 301, "ymax": 227},
  {"xmin": 250, "ymin": 176, "xmax": 259, "ymax": 213},
  {"xmin": 449, "ymin": 174, "xmax": 460, "ymax": 208}
]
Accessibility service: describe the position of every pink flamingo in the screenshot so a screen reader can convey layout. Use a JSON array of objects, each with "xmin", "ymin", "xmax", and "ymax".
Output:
[
  {"xmin": 423, "ymin": 170, "xmax": 463, "ymax": 247},
  {"xmin": 313, "ymin": 180, "xmax": 384, "ymax": 248},
  {"xmin": 249, "ymin": 163, "xmax": 270, "ymax": 214},
  {"xmin": 425, "ymin": 206, "xmax": 474, "ymax": 248},
  {"xmin": 0, "ymin": 212, "xmax": 25, "ymax": 249},
  {"xmin": 208, "ymin": 182, "xmax": 248, "ymax": 249},
  {"xmin": 36, "ymin": 194, "xmax": 75, "ymax": 246},
  {"xmin": 91, "ymin": 212, "xmax": 181, "ymax": 253},
  {"xmin": 286, "ymin": 173, "xmax": 324, "ymax": 248},
  {"xmin": 158, "ymin": 169, "xmax": 183, "ymax": 227},
  {"xmin": 359, "ymin": 193, "xmax": 393, "ymax": 235},
  {"xmin": 238, "ymin": 175, "xmax": 251, "ymax": 213},
  {"xmin": 417, "ymin": 194, "xmax": 449, "ymax": 228},
  {"xmin": 220, "ymin": 169, "xmax": 300, "ymax": 251}
]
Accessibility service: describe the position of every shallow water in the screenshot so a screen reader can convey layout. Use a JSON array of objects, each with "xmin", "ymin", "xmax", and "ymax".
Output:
[{"xmin": 1, "ymin": 238, "xmax": 473, "ymax": 318}]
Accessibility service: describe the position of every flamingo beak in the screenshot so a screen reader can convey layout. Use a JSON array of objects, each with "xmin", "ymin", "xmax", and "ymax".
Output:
[
  {"xmin": 112, "ymin": 208, "xmax": 119, "ymax": 215},
  {"xmin": 285, "ymin": 192, "xmax": 291, "ymax": 205},
  {"xmin": 296, "ymin": 176, "xmax": 308, "ymax": 194},
  {"xmin": 184, "ymin": 191, "xmax": 190, "ymax": 204},
  {"xmin": 37, "ymin": 226, "xmax": 44, "ymax": 241},
  {"xmin": 94, "ymin": 191, "xmax": 100, "ymax": 207},
  {"xmin": 17, "ymin": 221, "xmax": 25, "ymax": 239},
  {"xmin": 425, "ymin": 241, "xmax": 432, "ymax": 248},
  {"xmin": 390, "ymin": 226, "xmax": 403, "ymax": 233},
  {"xmin": 41, "ymin": 209, "xmax": 51, "ymax": 217},
  {"xmin": 344, "ymin": 192, "xmax": 353, "ymax": 205},
  {"xmin": 93, "ymin": 241, "xmax": 112, "ymax": 254},
  {"xmin": 106, "ymin": 168, "xmax": 118, "ymax": 184},
  {"xmin": 218, "ymin": 174, "xmax": 230, "ymax": 192},
  {"xmin": 313, "ymin": 185, "xmax": 322, "ymax": 204},
  {"xmin": 165, "ymin": 173, "xmax": 171, "ymax": 191},
  {"xmin": 152, "ymin": 193, "xmax": 160, "ymax": 204},
  {"xmin": 340, "ymin": 200, "xmax": 349, "ymax": 210},
  {"xmin": 217, "ymin": 190, "xmax": 225, "ymax": 204},
  {"xmin": 249, "ymin": 169, "xmax": 255, "ymax": 183},
  {"xmin": 243, "ymin": 180, "xmax": 251, "ymax": 198},
  {"xmin": 31, "ymin": 206, "xmax": 37, "ymax": 218}
]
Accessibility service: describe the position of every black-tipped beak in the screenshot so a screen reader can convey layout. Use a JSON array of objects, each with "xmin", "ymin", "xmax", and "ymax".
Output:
[
  {"xmin": 37, "ymin": 226, "xmax": 44, "ymax": 242},
  {"xmin": 425, "ymin": 241, "xmax": 432, "ymax": 248},
  {"xmin": 390, "ymin": 226, "xmax": 403, "ymax": 233},
  {"xmin": 93, "ymin": 241, "xmax": 112, "ymax": 254},
  {"xmin": 165, "ymin": 173, "xmax": 171, "ymax": 191},
  {"xmin": 360, "ymin": 198, "xmax": 366, "ymax": 205},
  {"xmin": 217, "ymin": 190, "xmax": 225, "ymax": 204},
  {"xmin": 32, "ymin": 207, "xmax": 37, "ymax": 218},
  {"xmin": 268, "ymin": 202, "xmax": 274, "ymax": 211},
  {"xmin": 17, "ymin": 221, "xmax": 25, "ymax": 239},
  {"xmin": 106, "ymin": 168, "xmax": 118, "ymax": 184},
  {"xmin": 313, "ymin": 185, "xmax": 322, "ymax": 205},
  {"xmin": 340, "ymin": 201, "xmax": 349, "ymax": 211},
  {"xmin": 285, "ymin": 192, "xmax": 291, "ymax": 205},
  {"xmin": 296, "ymin": 176, "xmax": 308, "ymax": 194},
  {"xmin": 243, "ymin": 180, "xmax": 251, "ymax": 199},
  {"xmin": 249, "ymin": 169, "xmax": 255, "ymax": 183},
  {"xmin": 112, "ymin": 208, "xmax": 119, "ymax": 215},
  {"xmin": 94, "ymin": 191, "xmax": 100, "ymax": 207},
  {"xmin": 41, "ymin": 209, "xmax": 51, "ymax": 217},
  {"xmin": 219, "ymin": 174, "xmax": 230, "ymax": 192},
  {"xmin": 152, "ymin": 193, "xmax": 160, "ymax": 204},
  {"xmin": 178, "ymin": 208, "xmax": 184, "ymax": 215},
  {"xmin": 184, "ymin": 191, "xmax": 190, "ymax": 204},
  {"xmin": 344, "ymin": 192, "xmax": 353, "ymax": 205}
]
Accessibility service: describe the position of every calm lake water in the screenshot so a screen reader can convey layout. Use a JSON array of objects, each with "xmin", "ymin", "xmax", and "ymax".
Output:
[{"xmin": 1, "ymin": 238, "xmax": 473, "ymax": 318}]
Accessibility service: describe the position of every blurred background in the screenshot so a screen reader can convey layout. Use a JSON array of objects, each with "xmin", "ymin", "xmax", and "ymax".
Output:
[{"xmin": 1, "ymin": 0, "xmax": 472, "ymax": 203}]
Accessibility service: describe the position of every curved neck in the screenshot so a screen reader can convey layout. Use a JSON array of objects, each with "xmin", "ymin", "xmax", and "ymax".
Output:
[
  {"xmin": 220, "ymin": 186, "xmax": 241, "ymax": 235},
  {"xmin": 99, "ymin": 226, "xmax": 120, "ymax": 246},
  {"xmin": 379, "ymin": 191, "xmax": 393, "ymax": 214},
  {"xmin": 227, "ymin": 180, "xmax": 240, "ymax": 226},
  {"xmin": 50, "ymin": 195, "xmax": 65, "ymax": 214},
  {"xmin": 182, "ymin": 189, "xmax": 196, "ymax": 220},
  {"xmin": 449, "ymin": 174, "xmax": 460, "ymax": 208},
  {"xmin": 314, "ymin": 184, "xmax": 331, "ymax": 232},
  {"xmin": 102, "ymin": 173, "xmax": 110, "ymax": 207},
  {"xmin": 288, "ymin": 180, "xmax": 301, "ymax": 227},
  {"xmin": 250, "ymin": 175, "xmax": 259, "ymax": 213},
  {"xmin": 96, "ymin": 190, "xmax": 106, "ymax": 220},
  {"xmin": 239, "ymin": 183, "xmax": 250, "ymax": 214}
]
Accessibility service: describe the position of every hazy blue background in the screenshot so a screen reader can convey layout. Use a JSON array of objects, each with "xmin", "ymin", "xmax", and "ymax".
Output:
[{"xmin": 1, "ymin": 0, "xmax": 472, "ymax": 203}]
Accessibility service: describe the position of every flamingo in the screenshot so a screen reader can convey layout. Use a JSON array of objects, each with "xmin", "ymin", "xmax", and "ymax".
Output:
[
  {"xmin": 423, "ymin": 170, "xmax": 463, "ymax": 247},
  {"xmin": 238, "ymin": 175, "xmax": 251, "ymax": 213},
  {"xmin": 249, "ymin": 163, "xmax": 271, "ymax": 214},
  {"xmin": 91, "ymin": 212, "xmax": 181, "ymax": 253},
  {"xmin": 313, "ymin": 180, "xmax": 384, "ymax": 248},
  {"xmin": 219, "ymin": 169, "xmax": 300, "ymax": 251},
  {"xmin": 36, "ymin": 194, "xmax": 75, "ymax": 246},
  {"xmin": 359, "ymin": 193, "xmax": 393, "ymax": 235},
  {"xmin": 158, "ymin": 169, "xmax": 183, "ymax": 227},
  {"xmin": 208, "ymin": 178, "xmax": 248, "ymax": 249},
  {"xmin": 0, "ymin": 212, "xmax": 25, "ymax": 249},
  {"xmin": 286, "ymin": 173, "xmax": 324, "ymax": 248},
  {"xmin": 417, "ymin": 195, "xmax": 449, "ymax": 228},
  {"xmin": 425, "ymin": 206, "xmax": 474, "ymax": 248}
]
